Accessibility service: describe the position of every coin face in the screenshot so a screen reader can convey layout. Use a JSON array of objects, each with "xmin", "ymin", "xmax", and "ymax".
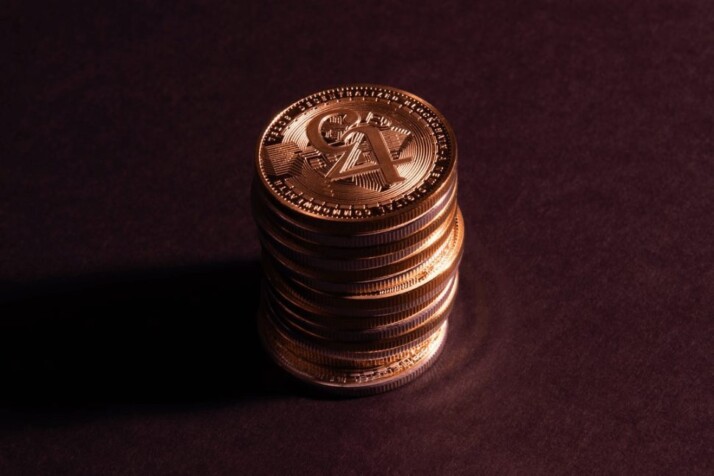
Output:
[{"xmin": 257, "ymin": 84, "xmax": 457, "ymax": 221}]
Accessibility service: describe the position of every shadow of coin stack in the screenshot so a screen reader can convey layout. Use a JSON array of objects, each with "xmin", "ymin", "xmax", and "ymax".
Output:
[{"xmin": 252, "ymin": 85, "xmax": 464, "ymax": 395}]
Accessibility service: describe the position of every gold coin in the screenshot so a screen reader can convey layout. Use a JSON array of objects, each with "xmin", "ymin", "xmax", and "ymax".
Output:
[
  {"xmin": 255, "ymin": 84, "xmax": 457, "ymax": 234},
  {"xmin": 264, "ymin": 273, "xmax": 459, "ymax": 330},
  {"xmin": 259, "ymin": 302, "xmax": 448, "ymax": 366},
  {"xmin": 266, "ymin": 274, "xmax": 459, "ymax": 343},
  {"xmin": 276, "ymin": 208, "xmax": 463, "ymax": 295},
  {"xmin": 252, "ymin": 181, "xmax": 456, "ymax": 257},
  {"xmin": 260, "ymin": 319, "xmax": 449, "ymax": 396},
  {"xmin": 251, "ymin": 172, "xmax": 457, "ymax": 248},
  {"xmin": 257, "ymin": 199, "xmax": 457, "ymax": 278},
  {"xmin": 261, "ymin": 208, "xmax": 464, "ymax": 311}
]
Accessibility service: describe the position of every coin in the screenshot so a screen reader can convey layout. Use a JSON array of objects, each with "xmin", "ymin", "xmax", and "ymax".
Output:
[
  {"xmin": 272, "ymin": 207, "xmax": 464, "ymax": 295},
  {"xmin": 251, "ymin": 172, "xmax": 458, "ymax": 247},
  {"xmin": 264, "ymin": 273, "xmax": 459, "ymax": 329},
  {"xmin": 252, "ymin": 182, "xmax": 457, "ymax": 258},
  {"xmin": 255, "ymin": 85, "xmax": 457, "ymax": 232},
  {"xmin": 261, "ymin": 320, "xmax": 449, "ymax": 396},
  {"xmin": 252, "ymin": 84, "xmax": 463, "ymax": 395},
  {"xmin": 266, "ymin": 275, "xmax": 458, "ymax": 344},
  {"xmin": 257, "ymin": 201, "xmax": 458, "ymax": 280}
]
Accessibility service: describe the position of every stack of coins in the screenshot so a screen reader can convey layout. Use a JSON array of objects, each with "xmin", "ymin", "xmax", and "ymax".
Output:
[{"xmin": 252, "ymin": 84, "xmax": 464, "ymax": 395}]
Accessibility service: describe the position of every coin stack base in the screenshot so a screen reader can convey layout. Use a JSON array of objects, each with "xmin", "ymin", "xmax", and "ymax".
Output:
[{"xmin": 252, "ymin": 85, "xmax": 464, "ymax": 395}]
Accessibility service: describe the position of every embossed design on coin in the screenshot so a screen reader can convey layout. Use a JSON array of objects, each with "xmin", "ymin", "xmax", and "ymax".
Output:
[
  {"xmin": 266, "ymin": 108, "xmax": 412, "ymax": 188},
  {"xmin": 257, "ymin": 85, "xmax": 456, "ymax": 219}
]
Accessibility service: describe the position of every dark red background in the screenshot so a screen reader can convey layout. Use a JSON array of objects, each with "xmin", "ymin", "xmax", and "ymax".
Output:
[{"xmin": 3, "ymin": 1, "xmax": 712, "ymax": 474}]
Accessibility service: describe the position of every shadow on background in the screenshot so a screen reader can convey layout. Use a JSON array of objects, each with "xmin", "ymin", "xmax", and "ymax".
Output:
[{"xmin": 0, "ymin": 260, "xmax": 294, "ymax": 428}]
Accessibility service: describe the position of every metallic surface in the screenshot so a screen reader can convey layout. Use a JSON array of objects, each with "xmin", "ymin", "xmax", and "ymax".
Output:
[
  {"xmin": 252, "ymin": 84, "xmax": 464, "ymax": 395},
  {"xmin": 256, "ymin": 85, "xmax": 457, "ymax": 230}
]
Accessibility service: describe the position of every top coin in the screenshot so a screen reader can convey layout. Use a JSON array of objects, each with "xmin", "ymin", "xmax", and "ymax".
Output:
[{"xmin": 256, "ymin": 85, "xmax": 457, "ymax": 224}]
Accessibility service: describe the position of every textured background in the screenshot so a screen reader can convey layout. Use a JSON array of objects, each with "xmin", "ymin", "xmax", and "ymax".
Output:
[{"xmin": 3, "ymin": 1, "xmax": 713, "ymax": 474}]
